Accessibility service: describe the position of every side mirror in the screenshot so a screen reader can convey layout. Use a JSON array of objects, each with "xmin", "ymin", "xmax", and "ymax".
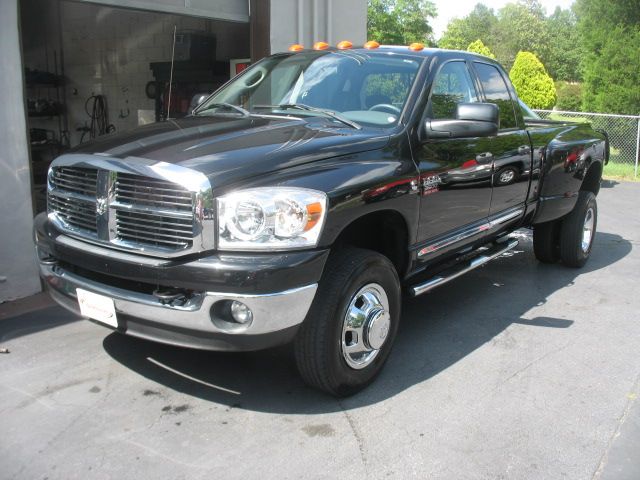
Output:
[
  {"xmin": 424, "ymin": 102, "xmax": 499, "ymax": 139},
  {"xmin": 190, "ymin": 93, "xmax": 212, "ymax": 114}
]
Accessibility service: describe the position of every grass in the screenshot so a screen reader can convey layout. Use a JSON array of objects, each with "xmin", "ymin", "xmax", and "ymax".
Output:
[
  {"xmin": 548, "ymin": 113, "xmax": 590, "ymax": 123},
  {"xmin": 603, "ymin": 161, "xmax": 638, "ymax": 181}
]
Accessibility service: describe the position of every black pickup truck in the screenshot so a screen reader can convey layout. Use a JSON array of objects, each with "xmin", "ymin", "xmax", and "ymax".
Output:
[{"xmin": 34, "ymin": 45, "xmax": 608, "ymax": 396}]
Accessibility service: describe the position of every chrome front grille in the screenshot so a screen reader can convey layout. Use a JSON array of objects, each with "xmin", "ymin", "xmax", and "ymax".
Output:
[
  {"xmin": 47, "ymin": 156, "xmax": 215, "ymax": 257},
  {"xmin": 115, "ymin": 173, "xmax": 193, "ymax": 213},
  {"xmin": 114, "ymin": 173, "xmax": 194, "ymax": 249},
  {"xmin": 50, "ymin": 166, "xmax": 98, "ymax": 197},
  {"xmin": 48, "ymin": 167, "xmax": 98, "ymax": 235},
  {"xmin": 116, "ymin": 211, "xmax": 194, "ymax": 247},
  {"xmin": 48, "ymin": 195, "xmax": 97, "ymax": 232}
]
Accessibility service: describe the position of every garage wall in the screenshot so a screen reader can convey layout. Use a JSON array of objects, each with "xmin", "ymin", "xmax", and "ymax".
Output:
[
  {"xmin": 21, "ymin": 0, "xmax": 250, "ymax": 146},
  {"xmin": 60, "ymin": 2, "xmax": 249, "ymax": 144},
  {"xmin": 270, "ymin": 0, "xmax": 367, "ymax": 54},
  {"xmin": 0, "ymin": 0, "xmax": 41, "ymax": 302}
]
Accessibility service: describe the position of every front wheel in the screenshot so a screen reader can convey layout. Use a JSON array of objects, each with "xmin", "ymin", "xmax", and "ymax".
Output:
[
  {"xmin": 559, "ymin": 191, "xmax": 598, "ymax": 268},
  {"xmin": 294, "ymin": 247, "xmax": 401, "ymax": 397}
]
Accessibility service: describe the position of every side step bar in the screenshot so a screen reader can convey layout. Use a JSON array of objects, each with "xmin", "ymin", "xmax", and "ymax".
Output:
[{"xmin": 411, "ymin": 239, "xmax": 519, "ymax": 297}]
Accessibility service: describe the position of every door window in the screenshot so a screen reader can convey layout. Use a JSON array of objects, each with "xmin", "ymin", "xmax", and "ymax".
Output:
[
  {"xmin": 473, "ymin": 62, "xmax": 518, "ymax": 129},
  {"xmin": 429, "ymin": 61, "xmax": 478, "ymax": 119}
]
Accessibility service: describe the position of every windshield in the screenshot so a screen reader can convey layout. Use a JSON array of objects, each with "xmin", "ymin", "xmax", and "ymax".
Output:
[{"xmin": 196, "ymin": 50, "xmax": 424, "ymax": 128}]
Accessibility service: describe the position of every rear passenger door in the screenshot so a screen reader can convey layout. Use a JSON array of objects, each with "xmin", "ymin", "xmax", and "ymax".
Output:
[{"xmin": 472, "ymin": 62, "xmax": 532, "ymax": 221}]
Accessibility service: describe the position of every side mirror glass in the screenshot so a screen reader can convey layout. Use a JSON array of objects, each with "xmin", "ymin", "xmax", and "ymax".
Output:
[{"xmin": 423, "ymin": 102, "xmax": 499, "ymax": 140}]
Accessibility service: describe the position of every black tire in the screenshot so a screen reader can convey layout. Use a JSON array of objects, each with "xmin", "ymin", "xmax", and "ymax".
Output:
[
  {"xmin": 533, "ymin": 220, "xmax": 561, "ymax": 263},
  {"xmin": 294, "ymin": 247, "xmax": 401, "ymax": 397},
  {"xmin": 559, "ymin": 191, "xmax": 597, "ymax": 268}
]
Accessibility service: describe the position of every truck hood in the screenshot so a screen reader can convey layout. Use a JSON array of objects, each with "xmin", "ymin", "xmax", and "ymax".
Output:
[{"xmin": 71, "ymin": 115, "xmax": 390, "ymax": 186}]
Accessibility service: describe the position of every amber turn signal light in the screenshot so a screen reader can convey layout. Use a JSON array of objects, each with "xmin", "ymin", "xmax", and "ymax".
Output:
[
  {"xmin": 313, "ymin": 41, "xmax": 330, "ymax": 50},
  {"xmin": 409, "ymin": 42, "xmax": 425, "ymax": 51},
  {"xmin": 337, "ymin": 40, "xmax": 353, "ymax": 50},
  {"xmin": 305, "ymin": 202, "xmax": 323, "ymax": 231},
  {"xmin": 364, "ymin": 41, "xmax": 380, "ymax": 49},
  {"xmin": 288, "ymin": 44, "xmax": 304, "ymax": 52}
]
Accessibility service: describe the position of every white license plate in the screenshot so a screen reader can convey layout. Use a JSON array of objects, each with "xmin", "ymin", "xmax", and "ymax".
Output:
[{"xmin": 77, "ymin": 288, "xmax": 118, "ymax": 328}]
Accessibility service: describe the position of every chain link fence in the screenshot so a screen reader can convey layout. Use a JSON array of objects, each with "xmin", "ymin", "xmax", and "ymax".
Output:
[{"xmin": 534, "ymin": 110, "xmax": 640, "ymax": 178}]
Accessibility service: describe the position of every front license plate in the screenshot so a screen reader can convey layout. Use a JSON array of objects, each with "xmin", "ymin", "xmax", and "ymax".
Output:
[{"xmin": 77, "ymin": 288, "xmax": 118, "ymax": 328}]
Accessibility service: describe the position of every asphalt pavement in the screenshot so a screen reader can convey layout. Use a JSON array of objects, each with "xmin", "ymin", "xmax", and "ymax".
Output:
[{"xmin": 1, "ymin": 179, "xmax": 639, "ymax": 480}]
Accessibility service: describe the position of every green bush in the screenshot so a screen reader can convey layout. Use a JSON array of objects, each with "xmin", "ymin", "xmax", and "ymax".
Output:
[
  {"xmin": 555, "ymin": 81, "xmax": 582, "ymax": 111},
  {"xmin": 467, "ymin": 39, "xmax": 496, "ymax": 59},
  {"xmin": 509, "ymin": 51, "xmax": 557, "ymax": 109}
]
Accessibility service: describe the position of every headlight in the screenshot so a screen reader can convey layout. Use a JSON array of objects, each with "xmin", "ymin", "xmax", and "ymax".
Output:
[{"xmin": 217, "ymin": 187, "xmax": 327, "ymax": 250}]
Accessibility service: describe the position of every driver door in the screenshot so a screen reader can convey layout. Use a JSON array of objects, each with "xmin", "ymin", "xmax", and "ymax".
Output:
[{"xmin": 413, "ymin": 60, "xmax": 494, "ymax": 260}]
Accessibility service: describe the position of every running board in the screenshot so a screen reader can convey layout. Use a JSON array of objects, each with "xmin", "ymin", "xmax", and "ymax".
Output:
[{"xmin": 411, "ymin": 239, "xmax": 519, "ymax": 297}]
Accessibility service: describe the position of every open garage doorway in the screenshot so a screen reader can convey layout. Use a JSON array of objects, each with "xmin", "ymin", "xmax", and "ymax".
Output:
[{"xmin": 20, "ymin": 0, "xmax": 250, "ymax": 212}]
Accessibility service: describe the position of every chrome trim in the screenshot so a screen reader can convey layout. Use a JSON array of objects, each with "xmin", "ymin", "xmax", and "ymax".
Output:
[
  {"xmin": 412, "ymin": 239, "xmax": 518, "ymax": 296},
  {"xmin": 418, "ymin": 223, "xmax": 490, "ymax": 257},
  {"xmin": 39, "ymin": 261, "xmax": 317, "ymax": 336},
  {"xmin": 49, "ymin": 188, "xmax": 95, "ymax": 204},
  {"xmin": 417, "ymin": 208, "xmax": 523, "ymax": 257},
  {"xmin": 489, "ymin": 208, "xmax": 524, "ymax": 228},
  {"xmin": 47, "ymin": 154, "xmax": 215, "ymax": 257}
]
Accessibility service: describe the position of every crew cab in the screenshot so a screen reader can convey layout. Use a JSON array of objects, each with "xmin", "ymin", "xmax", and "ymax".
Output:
[{"xmin": 34, "ymin": 45, "xmax": 609, "ymax": 396}]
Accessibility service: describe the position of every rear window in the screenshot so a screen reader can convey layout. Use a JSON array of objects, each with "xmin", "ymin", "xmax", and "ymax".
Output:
[{"xmin": 474, "ymin": 62, "xmax": 518, "ymax": 129}]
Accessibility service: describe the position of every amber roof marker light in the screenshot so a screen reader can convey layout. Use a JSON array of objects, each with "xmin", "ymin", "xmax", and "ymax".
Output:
[
  {"xmin": 409, "ymin": 42, "xmax": 425, "ymax": 51},
  {"xmin": 313, "ymin": 41, "xmax": 330, "ymax": 50},
  {"xmin": 288, "ymin": 44, "xmax": 304, "ymax": 52},
  {"xmin": 364, "ymin": 41, "xmax": 380, "ymax": 49},
  {"xmin": 337, "ymin": 40, "xmax": 353, "ymax": 50}
]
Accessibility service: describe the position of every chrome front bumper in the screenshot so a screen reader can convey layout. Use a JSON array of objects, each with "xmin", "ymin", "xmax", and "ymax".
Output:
[{"xmin": 40, "ymin": 262, "xmax": 317, "ymax": 351}]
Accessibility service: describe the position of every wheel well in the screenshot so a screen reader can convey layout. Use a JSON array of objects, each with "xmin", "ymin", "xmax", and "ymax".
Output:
[
  {"xmin": 581, "ymin": 161, "xmax": 603, "ymax": 196},
  {"xmin": 332, "ymin": 210, "xmax": 409, "ymax": 276}
]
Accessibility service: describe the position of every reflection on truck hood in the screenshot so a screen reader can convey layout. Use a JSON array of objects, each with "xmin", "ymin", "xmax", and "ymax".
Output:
[{"xmin": 70, "ymin": 115, "xmax": 390, "ymax": 186}]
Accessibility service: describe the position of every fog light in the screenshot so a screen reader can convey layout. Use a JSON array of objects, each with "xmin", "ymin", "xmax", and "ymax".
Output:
[{"xmin": 230, "ymin": 301, "xmax": 253, "ymax": 324}]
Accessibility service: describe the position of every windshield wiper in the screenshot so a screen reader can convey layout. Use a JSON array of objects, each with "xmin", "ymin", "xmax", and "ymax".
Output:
[
  {"xmin": 195, "ymin": 102, "xmax": 250, "ymax": 117},
  {"xmin": 253, "ymin": 103, "xmax": 361, "ymax": 130}
]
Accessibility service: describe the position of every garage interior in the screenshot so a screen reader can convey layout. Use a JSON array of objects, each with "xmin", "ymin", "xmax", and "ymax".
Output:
[{"xmin": 20, "ymin": 0, "xmax": 251, "ymax": 212}]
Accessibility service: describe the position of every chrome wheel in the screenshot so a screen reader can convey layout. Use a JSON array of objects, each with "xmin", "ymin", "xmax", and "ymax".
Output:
[
  {"xmin": 499, "ymin": 169, "xmax": 515, "ymax": 184},
  {"xmin": 582, "ymin": 207, "xmax": 595, "ymax": 252},
  {"xmin": 341, "ymin": 283, "xmax": 390, "ymax": 370}
]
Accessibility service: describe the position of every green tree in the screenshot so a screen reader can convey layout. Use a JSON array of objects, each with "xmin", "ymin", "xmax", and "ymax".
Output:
[
  {"xmin": 467, "ymin": 39, "xmax": 495, "ymax": 58},
  {"xmin": 555, "ymin": 81, "xmax": 583, "ymax": 111},
  {"xmin": 367, "ymin": 0, "xmax": 437, "ymax": 45},
  {"xmin": 545, "ymin": 7, "xmax": 582, "ymax": 82},
  {"xmin": 439, "ymin": 3, "xmax": 497, "ymax": 50},
  {"xmin": 509, "ymin": 51, "xmax": 557, "ymax": 109},
  {"xmin": 492, "ymin": 1, "xmax": 551, "ymax": 71},
  {"xmin": 574, "ymin": 0, "xmax": 640, "ymax": 114}
]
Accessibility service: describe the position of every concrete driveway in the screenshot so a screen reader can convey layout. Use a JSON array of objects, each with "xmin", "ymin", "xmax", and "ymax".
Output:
[{"xmin": 1, "ymin": 180, "xmax": 639, "ymax": 480}]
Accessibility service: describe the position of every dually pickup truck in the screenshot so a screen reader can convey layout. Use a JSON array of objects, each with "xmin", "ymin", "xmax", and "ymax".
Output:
[{"xmin": 35, "ymin": 44, "xmax": 609, "ymax": 396}]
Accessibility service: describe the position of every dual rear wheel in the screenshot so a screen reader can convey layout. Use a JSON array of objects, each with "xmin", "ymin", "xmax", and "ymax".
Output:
[{"xmin": 533, "ymin": 190, "xmax": 597, "ymax": 268}]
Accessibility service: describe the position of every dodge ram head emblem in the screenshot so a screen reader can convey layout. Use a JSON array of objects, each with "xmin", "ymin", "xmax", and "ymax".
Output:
[{"xmin": 96, "ymin": 197, "xmax": 108, "ymax": 216}]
